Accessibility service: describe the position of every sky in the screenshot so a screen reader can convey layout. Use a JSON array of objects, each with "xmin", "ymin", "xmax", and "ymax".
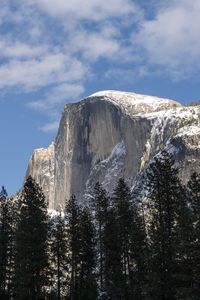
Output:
[{"xmin": 1, "ymin": 0, "xmax": 200, "ymax": 194}]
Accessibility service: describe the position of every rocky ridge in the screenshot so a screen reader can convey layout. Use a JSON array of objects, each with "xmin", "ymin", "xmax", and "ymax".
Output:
[{"xmin": 26, "ymin": 91, "xmax": 200, "ymax": 209}]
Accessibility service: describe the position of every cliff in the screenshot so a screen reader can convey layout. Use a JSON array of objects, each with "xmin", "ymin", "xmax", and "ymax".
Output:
[{"xmin": 26, "ymin": 91, "xmax": 200, "ymax": 209}]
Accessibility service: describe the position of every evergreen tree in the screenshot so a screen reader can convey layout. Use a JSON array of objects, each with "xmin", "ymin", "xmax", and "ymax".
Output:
[
  {"xmin": 91, "ymin": 183, "xmax": 109, "ymax": 291},
  {"xmin": 49, "ymin": 213, "xmax": 68, "ymax": 300},
  {"xmin": 129, "ymin": 203, "xmax": 150, "ymax": 300},
  {"xmin": 0, "ymin": 189, "xmax": 17, "ymax": 300},
  {"xmin": 103, "ymin": 207, "xmax": 125, "ymax": 300},
  {"xmin": 112, "ymin": 179, "xmax": 132, "ymax": 290},
  {"xmin": 146, "ymin": 150, "xmax": 183, "ymax": 300},
  {"xmin": 0, "ymin": 191, "xmax": 8, "ymax": 298},
  {"xmin": 175, "ymin": 185, "xmax": 194, "ymax": 300},
  {"xmin": 78, "ymin": 208, "xmax": 98, "ymax": 300},
  {"xmin": 7, "ymin": 196, "xmax": 19, "ymax": 300},
  {"xmin": 0, "ymin": 189, "xmax": 10, "ymax": 299},
  {"xmin": 110, "ymin": 178, "xmax": 149, "ymax": 299},
  {"xmin": 65, "ymin": 195, "xmax": 82, "ymax": 300},
  {"xmin": 0, "ymin": 186, "xmax": 7, "ymax": 201},
  {"xmin": 14, "ymin": 176, "xmax": 49, "ymax": 300},
  {"xmin": 65, "ymin": 196, "xmax": 98, "ymax": 300},
  {"xmin": 187, "ymin": 172, "xmax": 200, "ymax": 298}
]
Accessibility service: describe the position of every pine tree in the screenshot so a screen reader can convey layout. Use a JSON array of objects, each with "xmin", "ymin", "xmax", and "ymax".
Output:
[
  {"xmin": 174, "ymin": 185, "xmax": 194, "ymax": 300},
  {"xmin": 146, "ymin": 150, "xmax": 183, "ymax": 300},
  {"xmin": 110, "ymin": 178, "xmax": 149, "ymax": 299},
  {"xmin": 112, "ymin": 179, "xmax": 132, "ymax": 292},
  {"xmin": 65, "ymin": 196, "xmax": 98, "ymax": 300},
  {"xmin": 187, "ymin": 172, "xmax": 200, "ymax": 298},
  {"xmin": 78, "ymin": 208, "xmax": 98, "ymax": 300},
  {"xmin": 0, "ymin": 186, "xmax": 7, "ymax": 201},
  {"xmin": 129, "ymin": 203, "xmax": 150, "ymax": 300},
  {"xmin": 0, "ymin": 189, "xmax": 18, "ymax": 300},
  {"xmin": 103, "ymin": 207, "xmax": 125, "ymax": 300},
  {"xmin": 49, "ymin": 213, "xmax": 68, "ymax": 300},
  {"xmin": 0, "ymin": 188, "xmax": 9, "ymax": 299},
  {"xmin": 14, "ymin": 176, "xmax": 49, "ymax": 300},
  {"xmin": 7, "ymin": 196, "xmax": 19, "ymax": 300},
  {"xmin": 91, "ymin": 183, "xmax": 109, "ymax": 292},
  {"xmin": 65, "ymin": 195, "xmax": 82, "ymax": 300}
]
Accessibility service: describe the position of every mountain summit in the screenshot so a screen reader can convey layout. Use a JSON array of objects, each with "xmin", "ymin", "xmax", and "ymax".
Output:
[
  {"xmin": 26, "ymin": 91, "xmax": 200, "ymax": 209},
  {"xmin": 88, "ymin": 90, "xmax": 181, "ymax": 115}
]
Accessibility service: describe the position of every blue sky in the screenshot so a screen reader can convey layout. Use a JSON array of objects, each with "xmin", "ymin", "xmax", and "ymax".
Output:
[{"xmin": 1, "ymin": 0, "xmax": 200, "ymax": 194}]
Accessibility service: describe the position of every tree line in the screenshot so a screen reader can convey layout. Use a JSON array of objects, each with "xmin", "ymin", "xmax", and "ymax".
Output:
[{"xmin": 0, "ymin": 150, "xmax": 200, "ymax": 299}]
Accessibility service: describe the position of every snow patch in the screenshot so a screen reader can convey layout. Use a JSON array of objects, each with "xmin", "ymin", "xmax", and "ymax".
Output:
[
  {"xmin": 88, "ymin": 90, "xmax": 181, "ymax": 117},
  {"xmin": 85, "ymin": 141, "xmax": 126, "ymax": 195}
]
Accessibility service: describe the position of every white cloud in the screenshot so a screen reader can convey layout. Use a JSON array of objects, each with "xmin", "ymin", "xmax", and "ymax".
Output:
[
  {"xmin": 68, "ymin": 28, "xmax": 120, "ymax": 61},
  {"xmin": 47, "ymin": 83, "xmax": 85, "ymax": 104},
  {"xmin": 0, "ymin": 0, "xmax": 139, "ymax": 133},
  {"xmin": 0, "ymin": 0, "xmax": 139, "ymax": 93},
  {"xmin": 29, "ymin": 83, "xmax": 85, "ymax": 112},
  {"xmin": 0, "ymin": 0, "xmax": 146, "ymax": 135},
  {"xmin": 136, "ymin": 0, "xmax": 200, "ymax": 77},
  {"xmin": 2, "ymin": 0, "xmax": 200, "ymax": 133},
  {"xmin": 0, "ymin": 53, "xmax": 87, "ymax": 90},
  {"xmin": 0, "ymin": 39, "xmax": 47, "ymax": 58},
  {"xmin": 30, "ymin": 82, "xmax": 85, "ymax": 132},
  {"xmin": 34, "ymin": 0, "xmax": 137, "ymax": 21}
]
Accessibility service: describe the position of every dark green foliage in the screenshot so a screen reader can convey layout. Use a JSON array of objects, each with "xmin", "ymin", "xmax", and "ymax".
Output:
[
  {"xmin": 112, "ymin": 178, "xmax": 149, "ymax": 300},
  {"xmin": 14, "ymin": 176, "xmax": 49, "ymax": 300},
  {"xmin": 103, "ymin": 207, "xmax": 125, "ymax": 300},
  {"xmin": 77, "ymin": 208, "xmax": 98, "ymax": 300},
  {"xmin": 92, "ymin": 183, "xmax": 109, "ymax": 291},
  {"xmin": 49, "ymin": 214, "xmax": 68, "ymax": 300},
  {"xmin": 0, "ymin": 195, "xmax": 17, "ymax": 299},
  {"xmin": 113, "ymin": 180, "xmax": 132, "ymax": 271},
  {"xmin": 146, "ymin": 150, "xmax": 192, "ymax": 300},
  {"xmin": 188, "ymin": 172, "xmax": 200, "ymax": 215},
  {"xmin": 173, "ymin": 185, "xmax": 194, "ymax": 300},
  {"xmin": 147, "ymin": 151, "xmax": 179, "ymax": 299},
  {"xmin": 129, "ymin": 204, "xmax": 150, "ymax": 299},
  {"xmin": 1, "ymin": 157, "xmax": 200, "ymax": 300},
  {"xmin": 0, "ymin": 186, "xmax": 7, "ymax": 201},
  {"xmin": 65, "ymin": 195, "xmax": 98, "ymax": 300},
  {"xmin": 187, "ymin": 172, "xmax": 200, "ymax": 298},
  {"xmin": 0, "ymin": 197, "xmax": 9, "ymax": 298},
  {"xmin": 65, "ymin": 194, "xmax": 82, "ymax": 300},
  {"xmin": 111, "ymin": 179, "xmax": 133, "ymax": 299}
]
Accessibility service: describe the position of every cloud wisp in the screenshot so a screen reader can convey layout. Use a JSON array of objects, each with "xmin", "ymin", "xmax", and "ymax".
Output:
[
  {"xmin": 135, "ymin": 0, "xmax": 200, "ymax": 79},
  {"xmin": 0, "ymin": 0, "xmax": 200, "ymax": 131},
  {"xmin": 0, "ymin": 0, "xmax": 141, "ymax": 131}
]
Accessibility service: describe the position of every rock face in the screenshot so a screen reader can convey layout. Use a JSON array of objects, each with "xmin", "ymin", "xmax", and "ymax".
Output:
[
  {"xmin": 26, "ymin": 91, "xmax": 200, "ymax": 209},
  {"xmin": 25, "ymin": 143, "xmax": 55, "ymax": 207}
]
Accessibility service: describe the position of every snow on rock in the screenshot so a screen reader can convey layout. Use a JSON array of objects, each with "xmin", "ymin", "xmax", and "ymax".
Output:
[
  {"xmin": 48, "ymin": 209, "xmax": 65, "ymax": 219},
  {"xmin": 26, "ymin": 91, "xmax": 200, "ymax": 209},
  {"xmin": 85, "ymin": 141, "xmax": 126, "ymax": 198},
  {"xmin": 89, "ymin": 90, "xmax": 181, "ymax": 116}
]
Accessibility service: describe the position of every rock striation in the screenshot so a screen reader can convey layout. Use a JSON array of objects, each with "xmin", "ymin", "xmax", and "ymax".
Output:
[{"xmin": 26, "ymin": 91, "xmax": 200, "ymax": 209}]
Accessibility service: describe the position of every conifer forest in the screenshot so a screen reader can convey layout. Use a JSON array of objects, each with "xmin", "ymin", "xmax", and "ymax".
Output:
[{"xmin": 0, "ymin": 151, "xmax": 200, "ymax": 300}]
